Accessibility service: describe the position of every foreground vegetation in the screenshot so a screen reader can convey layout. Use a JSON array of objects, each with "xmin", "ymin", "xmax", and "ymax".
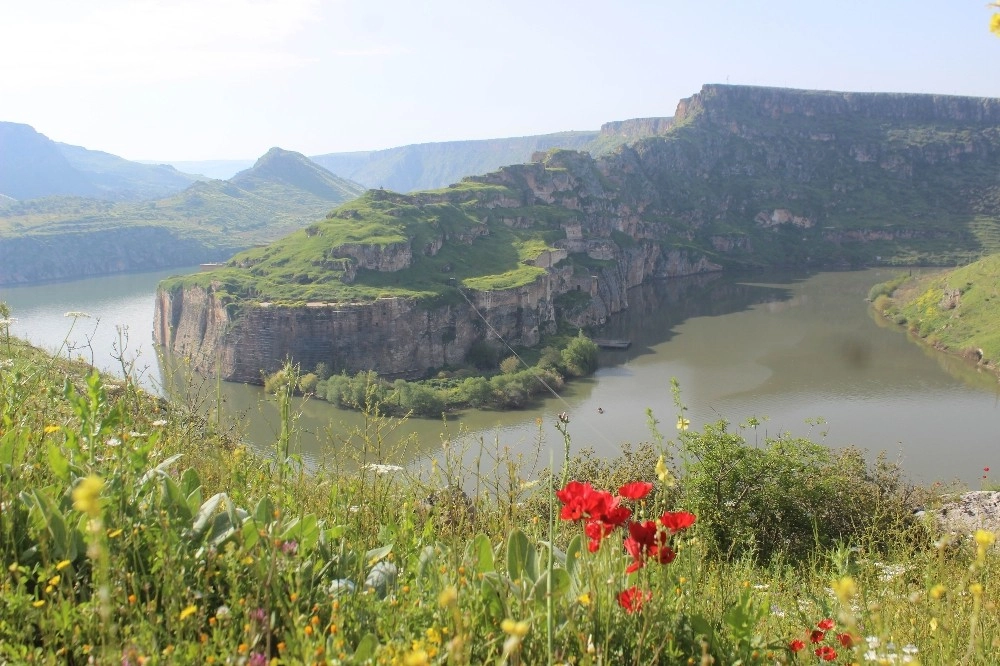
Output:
[{"xmin": 1, "ymin": 321, "xmax": 998, "ymax": 664}]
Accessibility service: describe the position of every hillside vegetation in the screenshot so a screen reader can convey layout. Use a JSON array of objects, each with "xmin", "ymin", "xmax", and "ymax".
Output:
[
  {"xmin": 0, "ymin": 149, "xmax": 365, "ymax": 285},
  {"xmin": 869, "ymin": 253, "xmax": 1000, "ymax": 374}
]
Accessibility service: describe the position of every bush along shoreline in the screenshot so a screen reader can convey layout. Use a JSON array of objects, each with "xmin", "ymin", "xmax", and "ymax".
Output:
[
  {"xmin": 2, "ymin": 316, "xmax": 1000, "ymax": 664},
  {"xmin": 266, "ymin": 332, "xmax": 600, "ymax": 417}
]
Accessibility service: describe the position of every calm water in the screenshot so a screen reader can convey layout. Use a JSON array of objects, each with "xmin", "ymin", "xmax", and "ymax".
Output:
[{"xmin": 2, "ymin": 268, "xmax": 998, "ymax": 486}]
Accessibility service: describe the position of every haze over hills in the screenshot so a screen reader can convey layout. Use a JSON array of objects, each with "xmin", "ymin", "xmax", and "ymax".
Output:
[
  {"xmin": 0, "ymin": 122, "xmax": 201, "ymax": 201},
  {"xmin": 163, "ymin": 119, "xmax": 674, "ymax": 191},
  {"xmin": 0, "ymin": 148, "xmax": 365, "ymax": 285}
]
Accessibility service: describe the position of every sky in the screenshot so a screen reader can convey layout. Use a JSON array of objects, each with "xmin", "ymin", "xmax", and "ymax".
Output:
[{"xmin": 2, "ymin": 0, "xmax": 999, "ymax": 162}]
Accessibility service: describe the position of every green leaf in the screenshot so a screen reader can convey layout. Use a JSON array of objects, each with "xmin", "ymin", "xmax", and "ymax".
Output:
[
  {"xmin": 531, "ymin": 568, "xmax": 571, "ymax": 605},
  {"xmin": 353, "ymin": 633, "xmax": 378, "ymax": 663},
  {"xmin": 505, "ymin": 528, "xmax": 534, "ymax": 584},
  {"xmin": 468, "ymin": 533, "xmax": 495, "ymax": 574},
  {"xmin": 364, "ymin": 543, "xmax": 393, "ymax": 567},
  {"xmin": 190, "ymin": 492, "xmax": 226, "ymax": 542},
  {"xmin": 565, "ymin": 534, "xmax": 583, "ymax": 577},
  {"xmin": 47, "ymin": 443, "xmax": 70, "ymax": 482}
]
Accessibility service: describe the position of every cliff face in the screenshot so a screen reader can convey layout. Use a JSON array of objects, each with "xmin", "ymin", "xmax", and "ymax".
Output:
[{"xmin": 155, "ymin": 84, "xmax": 1000, "ymax": 382}]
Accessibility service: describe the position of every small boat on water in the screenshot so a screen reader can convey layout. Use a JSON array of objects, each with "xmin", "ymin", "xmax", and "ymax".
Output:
[{"xmin": 593, "ymin": 338, "xmax": 631, "ymax": 350}]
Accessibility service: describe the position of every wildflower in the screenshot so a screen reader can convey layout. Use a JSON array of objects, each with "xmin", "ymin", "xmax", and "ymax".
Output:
[
  {"xmin": 365, "ymin": 463, "xmax": 404, "ymax": 475},
  {"xmin": 577, "ymin": 592, "xmax": 591, "ymax": 606},
  {"xmin": 676, "ymin": 416, "xmax": 690, "ymax": 431},
  {"xmin": 618, "ymin": 481, "xmax": 653, "ymax": 500},
  {"xmin": 33, "ymin": 600, "xmax": 45, "ymax": 608},
  {"xmin": 969, "ymin": 582, "xmax": 983, "ymax": 598},
  {"xmin": 788, "ymin": 639, "xmax": 805, "ymax": 652},
  {"xmin": 930, "ymin": 583, "xmax": 946, "ymax": 600},
  {"xmin": 438, "ymin": 586, "xmax": 458, "ymax": 607},
  {"xmin": 810, "ymin": 629, "xmax": 825, "ymax": 643},
  {"xmin": 558, "ymin": 411, "xmax": 569, "ymax": 424},
  {"xmin": 656, "ymin": 455, "xmax": 676, "ymax": 486},
  {"xmin": 832, "ymin": 576, "xmax": 856, "ymax": 603},
  {"xmin": 837, "ymin": 632, "xmax": 854, "ymax": 647},
  {"xmin": 179, "ymin": 605, "xmax": 197, "ymax": 621},
  {"xmin": 500, "ymin": 618, "xmax": 530, "ymax": 637},
  {"xmin": 403, "ymin": 649, "xmax": 430, "ymax": 666},
  {"xmin": 281, "ymin": 540, "xmax": 298, "ymax": 555},
  {"xmin": 48, "ymin": 575, "xmax": 60, "ymax": 586},
  {"xmin": 817, "ymin": 618, "xmax": 835, "ymax": 631},
  {"xmin": 250, "ymin": 607, "xmax": 267, "ymax": 624},
  {"xmin": 617, "ymin": 586, "xmax": 651, "ymax": 614},
  {"xmin": 107, "ymin": 528, "xmax": 123, "ymax": 539},
  {"xmin": 814, "ymin": 645, "xmax": 837, "ymax": 661},
  {"xmin": 992, "ymin": 13, "xmax": 1000, "ymax": 36},
  {"xmin": 247, "ymin": 653, "xmax": 267, "ymax": 666},
  {"xmin": 44, "ymin": 425, "xmax": 61, "ymax": 434},
  {"xmin": 659, "ymin": 510, "xmax": 697, "ymax": 533},
  {"xmin": 72, "ymin": 475, "xmax": 104, "ymax": 518},
  {"xmin": 56, "ymin": 560, "xmax": 71, "ymax": 571},
  {"xmin": 151, "ymin": 419, "xmax": 167, "ymax": 427}
]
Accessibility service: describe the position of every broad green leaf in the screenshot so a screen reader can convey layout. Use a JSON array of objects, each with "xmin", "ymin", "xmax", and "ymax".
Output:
[
  {"xmin": 468, "ymin": 533, "xmax": 495, "ymax": 574},
  {"xmin": 565, "ymin": 534, "xmax": 583, "ymax": 577},
  {"xmin": 47, "ymin": 443, "xmax": 69, "ymax": 482},
  {"xmin": 531, "ymin": 568, "xmax": 571, "ymax": 605},
  {"xmin": 353, "ymin": 633, "xmax": 378, "ymax": 663},
  {"xmin": 364, "ymin": 543, "xmax": 393, "ymax": 567},
  {"xmin": 505, "ymin": 528, "xmax": 533, "ymax": 583},
  {"xmin": 190, "ymin": 492, "xmax": 226, "ymax": 541}
]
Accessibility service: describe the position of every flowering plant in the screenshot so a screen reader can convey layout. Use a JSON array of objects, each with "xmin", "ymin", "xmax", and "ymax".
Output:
[{"xmin": 556, "ymin": 479, "xmax": 696, "ymax": 613}]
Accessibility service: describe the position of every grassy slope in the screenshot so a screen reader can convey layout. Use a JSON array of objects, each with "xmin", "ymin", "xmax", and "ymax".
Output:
[
  {"xmin": 875, "ymin": 253, "xmax": 1000, "ymax": 366},
  {"xmin": 163, "ymin": 186, "xmax": 565, "ymax": 305}
]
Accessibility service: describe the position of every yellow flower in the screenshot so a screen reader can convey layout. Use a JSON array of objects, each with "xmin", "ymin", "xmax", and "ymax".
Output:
[
  {"xmin": 404, "ymin": 649, "xmax": 430, "ymax": 666},
  {"xmin": 32, "ymin": 600, "xmax": 45, "ymax": 608},
  {"xmin": 930, "ymin": 583, "xmax": 946, "ymax": 600},
  {"xmin": 969, "ymin": 582, "xmax": 983, "ymax": 598},
  {"xmin": 55, "ymin": 560, "xmax": 71, "ymax": 571},
  {"xmin": 975, "ymin": 529, "xmax": 995, "ymax": 548},
  {"xmin": 577, "ymin": 592, "xmax": 591, "ymax": 606},
  {"xmin": 656, "ymin": 455, "xmax": 676, "ymax": 487},
  {"xmin": 438, "ymin": 586, "xmax": 458, "ymax": 608},
  {"xmin": 832, "ymin": 576, "xmax": 857, "ymax": 604},
  {"xmin": 44, "ymin": 425, "xmax": 61, "ymax": 434},
  {"xmin": 676, "ymin": 417, "xmax": 691, "ymax": 431},
  {"xmin": 72, "ymin": 475, "xmax": 104, "ymax": 518},
  {"xmin": 48, "ymin": 575, "xmax": 60, "ymax": 586},
  {"xmin": 107, "ymin": 528, "xmax": 123, "ymax": 539},
  {"xmin": 501, "ymin": 618, "xmax": 530, "ymax": 637},
  {"xmin": 179, "ymin": 605, "xmax": 198, "ymax": 621},
  {"xmin": 991, "ymin": 12, "xmax": 1000, "ymax": 36}
]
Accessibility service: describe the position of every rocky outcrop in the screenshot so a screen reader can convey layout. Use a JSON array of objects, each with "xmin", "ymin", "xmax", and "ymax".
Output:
[{"xmin": 155, "ymin": 84, "xmax": 1000, "ymax": 383}]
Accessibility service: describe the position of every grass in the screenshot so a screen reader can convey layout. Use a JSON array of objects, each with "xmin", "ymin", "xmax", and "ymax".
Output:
[
  {"xmin": 2, "ymin": 318, "xmax": 1000, "ymax": 664},
  {"xmin": 871, "ymin": 253, "xmax": 1000, "ymax": 368}
]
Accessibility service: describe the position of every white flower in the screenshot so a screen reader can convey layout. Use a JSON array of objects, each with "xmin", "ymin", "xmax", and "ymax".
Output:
[
  {"xmin": 365, "ymin": 463, "xmax": 404, "ymax": 475},
  {"xmin": 215, "ymin": 605, "xmax": 230, "ymax": 619},
  {"xmin": 105, "ymin": 438, "xmax": 121, "ymax": 447},
  {"xmin": 151, "ymin": 419, "xmax": 168, "ymax": 427}
]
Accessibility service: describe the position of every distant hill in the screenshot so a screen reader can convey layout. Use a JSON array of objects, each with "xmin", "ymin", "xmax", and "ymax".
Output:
[
  {"xmin": 0, "ymin": 148, "xmax": 365, "ymax": 284},
  {"xmin": 158, "ymin": 119, "xmax": 674, "ymax": 190},
  {"xmin": 0, "ymin": 122, "xmax": 200, "ymax": 201}
]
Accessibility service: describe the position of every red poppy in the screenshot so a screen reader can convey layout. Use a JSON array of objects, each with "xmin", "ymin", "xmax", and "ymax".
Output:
[
  {"xmin": 556, "ymin": 481, "xmax": 616, "ymax": 522},
  {"xmin": 837, "ymin": 632, "xmax": 854, "ymax": 647},
  {"xmin": 814, "ymin": 645, "xmax": 837, "ymax": 661},
  {"xmin": 985, "ymin": 467, "xmax": 991, "ymax": 472},
  {"xmin": 617, "ymin": 586, "xmax": 651, "ymax": 614},
  {"xmin": 810, "ymin": 629, "xmax": 825, "ymax": 643},
  {"xmin": 618, "ymin": 481, "xmax": 654, "ymax": 500},
  {"xmin": 817, "ymin": 618, "xmax": 835, "ymax": 631},
  {"xmin": 788, "ymin": 639, "xmax": 806, "ymax": 653},
  {"xmin": 659, "ymin": 510, "xmax": 697, "ymax": 533}
]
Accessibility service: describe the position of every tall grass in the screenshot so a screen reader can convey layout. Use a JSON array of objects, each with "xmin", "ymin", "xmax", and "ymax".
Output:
[{"xmin": 0, "ymin": 324, "xmax": 998, "ymax": 664}]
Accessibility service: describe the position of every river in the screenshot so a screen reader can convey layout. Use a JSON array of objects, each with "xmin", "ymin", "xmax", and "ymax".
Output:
[{"xmin": 2, "ymin": 267, "xmax": 998, "ymax": 486}]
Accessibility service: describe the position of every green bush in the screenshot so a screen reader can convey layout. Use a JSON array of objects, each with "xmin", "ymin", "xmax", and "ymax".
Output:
[
  {"xmin": 561, "ymin": 332, "xmax": 599, "ymax": 377},
  {"xmin": 678, "ymin": 419, "xmax": 915, "ymax": 562}
]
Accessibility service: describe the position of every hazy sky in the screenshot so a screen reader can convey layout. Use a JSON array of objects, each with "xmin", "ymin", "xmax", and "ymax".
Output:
[{"xmin": 2, "ymin": 1, "xmax": 998, "ymax": 161}]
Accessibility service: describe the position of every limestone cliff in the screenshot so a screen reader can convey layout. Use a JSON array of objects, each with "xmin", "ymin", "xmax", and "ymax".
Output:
[{"xmin": 155, "ymin": 84, "xmax": 1000, "ymax": 383}]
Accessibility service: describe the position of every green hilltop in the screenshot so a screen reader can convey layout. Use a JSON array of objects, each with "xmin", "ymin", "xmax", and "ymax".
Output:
[{"xmin": 0, "ymin": 149, "xmax": 365, "ymax": 284}]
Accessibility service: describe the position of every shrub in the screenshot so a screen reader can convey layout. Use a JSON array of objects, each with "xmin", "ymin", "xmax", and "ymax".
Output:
[
  {"xmin": 678, "ymin": 419, "xmax": 915, "ymax": 562},
  {"xmin": 499, "ymin": 355, "xmax": 521, "ymax": 375},
  {"xmin": 561, "ymin": 332, "xmax": 599, "ymax": 377}
]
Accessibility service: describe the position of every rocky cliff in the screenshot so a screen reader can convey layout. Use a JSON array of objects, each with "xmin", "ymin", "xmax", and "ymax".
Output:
[{"xmin": 155, "ymin": 84, "xmax": 1000, "ymax": 383}]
